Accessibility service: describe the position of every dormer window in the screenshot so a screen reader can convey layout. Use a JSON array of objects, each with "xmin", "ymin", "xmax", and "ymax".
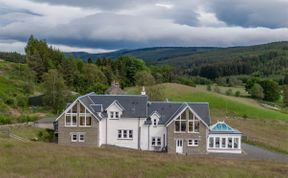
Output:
[
  {"xmin": 153, "ymin": 119, "xmax": 157, "ymax": 126},
  {"xmin": 110, "ymin": 111, "xmax": 120, "ymax": 119}
]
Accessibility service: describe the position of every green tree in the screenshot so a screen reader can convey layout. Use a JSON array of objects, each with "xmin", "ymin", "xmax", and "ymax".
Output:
[
  {"xmin": 146, "ymin": 85, "xmax": 165, "ymax": 101},
  {"xmin": 249, "ymin": 83, "xmax": 264, "ymax": 99},
  {"xmin": 43, "ymin": 69, "xmax": 68, "ymax": 113},
  {"xmin": 135, "ymin": 71, "xmax": 155, "ymax": 86},
  {"xmin": 114, "ymin": 56, "xmax": 146, "ymax": 87},
  {"xmin": 87, "ymin": 57, "xmax": 93, "ymax": 63},
  {"xmin": 260, "ymin": 80, "xmax": 280, "ymax": 101},
  {"xmin": 283, "ymin": 85, "xmax": 288, "ymax": 107}
]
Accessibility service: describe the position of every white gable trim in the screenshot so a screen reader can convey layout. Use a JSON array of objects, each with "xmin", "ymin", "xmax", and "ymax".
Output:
[
  {"xmin": 78, "ymin": 99, "xmax": 101, "ymax": 121},
  {"xmin": 55, "ymin": 98, "xmax": 100, "ymax": 122},
  {"xmin": 150, "ymin": 111, "xmax": 161, "ymax": 118},
  {"xmin": 166, "ymin": 105, "xmax": 209, "ymax": 128},
  {"xmin": 105, "ymin": 100, "xmax": 125, "ymax": 111}
]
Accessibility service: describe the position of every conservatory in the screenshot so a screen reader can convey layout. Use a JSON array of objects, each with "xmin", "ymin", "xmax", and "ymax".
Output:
[{"xmin": 207, "ymin": 121, "xmax": 242, "ymax": 154}]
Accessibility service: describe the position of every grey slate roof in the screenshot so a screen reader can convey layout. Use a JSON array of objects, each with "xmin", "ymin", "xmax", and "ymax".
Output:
[
  {"xmin": 77, "ymin": 93, "xmax": 211, "ymax": 125},
  {"xmin": 79, "ymin": 93, "xmax": 148, "ymax": 119},
  {"xmin": 148, "ymin": 102, "xmax": 211, "ymax": 126}
]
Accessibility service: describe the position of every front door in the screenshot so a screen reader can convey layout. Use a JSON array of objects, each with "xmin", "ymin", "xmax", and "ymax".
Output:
[{"xmin": 176, "ymin": 139, "xmax": 183, "ymax": 154}]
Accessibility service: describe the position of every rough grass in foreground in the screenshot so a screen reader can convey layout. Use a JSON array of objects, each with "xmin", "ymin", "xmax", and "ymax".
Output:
[{"xmin": 0, "ymin": 138, "xmax": 287, "ymax": 178}]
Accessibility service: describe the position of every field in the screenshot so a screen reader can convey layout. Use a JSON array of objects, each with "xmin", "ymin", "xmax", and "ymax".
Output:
[
  {"xmin": 0, "ymin": 135, "xmax": 287, "ymax": 178},
  {"xmin": 126, "ymin": 83, "xmax": 288, "ymax": 154}
]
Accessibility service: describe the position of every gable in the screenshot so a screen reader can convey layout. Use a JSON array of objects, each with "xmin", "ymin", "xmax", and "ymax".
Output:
[
  {"xmin": 166, "ymin": 105, "xmax": 209, "ymax": 128},
  {"xmin": 106, "ymin": 100, "xmax": 125, "ymax": 112}
]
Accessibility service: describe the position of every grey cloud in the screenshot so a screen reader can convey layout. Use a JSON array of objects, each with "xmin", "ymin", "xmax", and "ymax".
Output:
[{"xmin": 208, "ymin": 0, "xmax": 288, "ymax": 28}]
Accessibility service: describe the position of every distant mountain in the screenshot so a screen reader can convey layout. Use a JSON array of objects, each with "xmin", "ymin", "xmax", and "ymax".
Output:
[
  {"xmin": 64, "ymin": 47, "xmax": 219, "ymax": 63},
  {"xmin": 65, "ymin": 42, "xmax": 288, "ymax": 79}
]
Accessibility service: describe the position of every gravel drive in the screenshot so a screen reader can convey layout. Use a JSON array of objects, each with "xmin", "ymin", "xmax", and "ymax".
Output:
[{"xmin": 207, "ymin": 143, "xmax": 288, "ymax": 162}]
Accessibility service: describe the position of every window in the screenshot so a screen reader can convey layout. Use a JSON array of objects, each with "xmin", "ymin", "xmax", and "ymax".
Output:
[
  {"xmin": 221, "ymin": 137, "xmax": 226, "ymax": 148},
  {"xmin": 80, "ymin": 116, "xmax": 85, "ymax": 126},
  {"xmin": 209, "ymin": 137, "xmax": 214, "ymax": 148},
  {"xmin": 188, "ymin": 139, "xmax": 199, "ymax": 146},
  {"xmin": 153, "ymin": 119, "xmax": 157, "ymax": 126},
  {"xmin": 175, "ymin": 110, "xmax": 187, "ymax": 132},
  {"xmin": 71, "ymin": 134, "xmax": 77, "ymax": 142},
  {"xmin": 110, "ymin": 112, "xmax": 120, "ymax": 119},
  {"xmin": 110, "ymin": 112, "xmax": 114, "ymax": 118},
  {"xmin": 118, "ymin": 130, "xmax": 133, "ymax": 139},
  {"xmin": 72, "ymin": 104, "xmax": 77, "ymax": 113},
  {"xmin": 215, "ymin": 137, "xmax": 220, "ymax": 148},
  {"xmin": 228, "ymin": 137, "xmax": 233, "ymax": 148},
  {"xmin": 71, "ymin": 133, "xmax": 85, "ymax": 143},
  {"xmin": 234, "ymin": 138, "xmax": 239, "ymax": 149},
  {"xmin": 152, "ymin": 137, "xmax": 161, "ymax": 146},
  {"xmin": 79, "ymin": 134, "xmax": 85, "ymax": 142},
  {"xmin": 188, "ymin": 111, "xmax": 199, "ymax": 133},
  {"xmin": 86, "ymin": 117, "xmax": 92, "ymax": 126},
  {"xmin": 128, "ymin": 130, "xmax": 133, "ymax": 139},
  {"xmin": 79, "ymin": 116, "xmax": 92, "ymax": 127},
  {"xmin": 65, "ymin": 115, "xmax": 77, "ymax": 127}
]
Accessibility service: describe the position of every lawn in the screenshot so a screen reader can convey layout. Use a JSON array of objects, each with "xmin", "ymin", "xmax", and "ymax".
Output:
[
  {"xmin": 160, "ymin": 83, "xmax": 288, "ymax": 120},
  {"xmin": 0, "ymin": 137, "xmax": 287, "ymax": 178}
]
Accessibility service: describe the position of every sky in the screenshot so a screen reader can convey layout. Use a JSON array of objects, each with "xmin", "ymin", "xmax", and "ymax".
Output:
[{"xmin": 0, "ymin": 0, "xmax": 288, "ymax": 54}]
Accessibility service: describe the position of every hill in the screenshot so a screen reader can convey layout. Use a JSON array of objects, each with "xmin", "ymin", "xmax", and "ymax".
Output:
[
  {"xmin": 66, "ymin": 42, "xmax": 288, "ymax": 79},
  {"xmin": 64, "ymin": 46, "xmax": 218, "ymax": 62}
]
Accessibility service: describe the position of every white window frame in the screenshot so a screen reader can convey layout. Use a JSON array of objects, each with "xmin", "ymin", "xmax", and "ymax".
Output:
[
  {"xmin": 70, "ymin": 132, "xmax": 86, "ymax": 143},
  {"xmin": 117, "ymin": 129, "xmax": 133, "ymax": 140},
  {"xmin": 71, "ymin": 133, "xmax": 77, "ymax": 142},
  {"xmin": 110, "ymin": 111, "xmax": 120, "ymax": 119},
  {"xmin": 65, "ymin": 114, "xmax": 77, "ymax": 127},
  {"xmin": 151, "ymin": 137, "xmax": 161, "ymax": 147},
  {"xmin": 79, "ymin": 134, "xmax": 85, "ymax": 142},
  {"xmin": 174, "ymin": 111, "xmax": 186, "ymax": 133},
  {"xmin": 188, "ymin": 113, "xmax": 200, "ymax": 133},
  {"xmin": 153, "ymin": 118, "xmax": 157, "ymax": 127},
  {"xmin": 187, "ymin": 139, "xmax": 199, "ymax": 147}
]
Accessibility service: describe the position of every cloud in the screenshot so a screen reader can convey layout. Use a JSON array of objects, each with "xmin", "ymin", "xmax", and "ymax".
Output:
[
  {"xmin": 207, "ymin": 0, "xmax": 288, "ymax": 28},
  {"xmin": 0, "ymin": 0, "xmax": 288, "ymax": 53}
]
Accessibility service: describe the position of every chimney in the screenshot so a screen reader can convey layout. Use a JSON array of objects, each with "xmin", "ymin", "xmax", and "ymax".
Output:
[{"xmin": 141, "ymin": 86, "xmax": 146, "ymax": 95}]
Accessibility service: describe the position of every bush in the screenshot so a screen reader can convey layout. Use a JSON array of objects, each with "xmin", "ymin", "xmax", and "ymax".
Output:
[
  {"xmin": 235, "ymin": 91, "xmax": 241, "ymax": 97},
  {"xmin": 214, "ymin": 86, "xmax": 221, "ymax": 93},
  {"xmin": 225, "ymin": 89, "xmax": 233, "ymax": 96},
  {"xmin": 17, "ymin": 115, "xmax": 37, "ymax": 123},
  {"xmin": 5, "ymin": 98, "xmax": 15, "ymax": 106},
  {"xmin": 206, "ymin": 85, "xmax": 212, "ymax": 91},
  {"xmin": 16, "ymin": 95, "xmax": 28, "ymax": 107},
  {"xmin": 0, "ymin": 116, "xmax": 11, "ymax": 125},
  {"xmin": 36, "ymin": 129, "xmax": 54, "ymax": 142}
]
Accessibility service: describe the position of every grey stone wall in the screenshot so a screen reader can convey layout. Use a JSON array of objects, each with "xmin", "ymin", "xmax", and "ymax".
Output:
[
  {"xmin": 58, "ymin": 101, "xmax": 99, "ymax": 146},
  {"xmin": 167, "ymin": 109, "xmax": 207, "ymax": 154}
]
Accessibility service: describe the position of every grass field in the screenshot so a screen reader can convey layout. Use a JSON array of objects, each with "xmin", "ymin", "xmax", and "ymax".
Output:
[{"xmin": 0, "ymin": 136, "xmax": 287, "ymax": 178}]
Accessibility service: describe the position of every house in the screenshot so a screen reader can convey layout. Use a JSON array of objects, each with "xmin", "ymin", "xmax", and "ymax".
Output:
[
  {"xmin": 55, "ymin": 91, "xmax": 242, "ymax": 154},
  {"xmin": 34, "ymin": 117, "xmax": 56, "ymax": 129}
]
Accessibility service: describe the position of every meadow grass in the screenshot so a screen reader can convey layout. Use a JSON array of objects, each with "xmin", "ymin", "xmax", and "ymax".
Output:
[
  {"xmin": 162, "ymin": 83, "xmax": 288, "ymax": 120},
  {"xmin": 0, "ymin": 137, "xmax": 287, "ymax": 178}
]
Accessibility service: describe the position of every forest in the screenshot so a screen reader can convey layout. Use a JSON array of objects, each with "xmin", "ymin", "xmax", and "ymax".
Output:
[{"xmin": 1, "ymin": 37, "xmax": 288, "ymax": 114}]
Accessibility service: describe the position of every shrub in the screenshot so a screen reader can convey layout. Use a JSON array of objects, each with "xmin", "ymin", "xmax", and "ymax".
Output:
[
  {"xmin": 235, "ymin": 91, "xmax": 241, "ymax": 97},
  {"xmin": 225, "ymin": 89, "xmax": 233, "ymax": 96},
  {"xmin": 214, "ymin": 86, "xmax": 221, "ymax": 93},
  {"xmin": 37, "ymin": 129, "xmax": 54, "ymax": 142},
  {"xmin": 5, "ymin": 98, "xmax": 15, "ymax": 106},
  {"xmin": 206, "ymin": 85, "xmax": 212, "ymax": 91},
  {"xmin": 0, "ymin": 116, "xmax": 11, "ymax": 125},
  {"xmin": 16, "ymin": 95, "xmax": 28, "ymax": 107},
  {"xmin": 17, "ymin": 115, "xmax": 37, "ymax": 123}
]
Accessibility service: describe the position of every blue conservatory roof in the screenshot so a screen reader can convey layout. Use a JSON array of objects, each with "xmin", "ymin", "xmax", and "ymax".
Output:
[{"xmin": 209, "ymin": 121, "xmax": 241, "ymax": 134}]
